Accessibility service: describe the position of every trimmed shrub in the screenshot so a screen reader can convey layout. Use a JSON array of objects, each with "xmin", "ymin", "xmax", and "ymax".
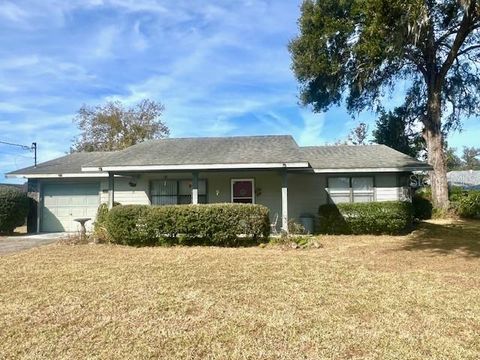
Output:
[
  {"xmin": 94, "ymin": 203, "xmax": 109, "ymax": 232},
  {"xmin": 93, "ymin": 202, "xmax": 120, "ymax": 242},
  {"xmin": 105, "ymin": 203, "xmax": 270, "ymax": 247},
  {"xmin": 412, "ymin": 193, "xmax": 433, "ymax": 220},
  {"xmin": 104, "ymin": 205, "xmax": 151, "ymax": 246},
  {"xmin": 318, "ymin": 201, "xmax": 413, "ymax": 235},
  {"xmin": 451, "ymin": 191, "xmax": 480, "ymax": 219},
  {"xmin": 0, "ymin": 188, "xmax": 29, "ymax": 233}
]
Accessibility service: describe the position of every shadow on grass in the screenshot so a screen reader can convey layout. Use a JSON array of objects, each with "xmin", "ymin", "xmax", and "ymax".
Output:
[{"xmin": 402, "ymin": 220, "xmax": 480, "ymax": 258}]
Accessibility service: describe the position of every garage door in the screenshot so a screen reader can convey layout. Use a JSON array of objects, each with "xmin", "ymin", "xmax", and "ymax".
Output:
[{"xmin": 42, "ymin": 183, "xmax": 100, "ymax": 232}]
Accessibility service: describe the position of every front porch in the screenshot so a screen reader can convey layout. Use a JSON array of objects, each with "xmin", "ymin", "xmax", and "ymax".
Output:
[{"xmin": 106, "ymin": 169, "xmax": 293, "ymax": 233}]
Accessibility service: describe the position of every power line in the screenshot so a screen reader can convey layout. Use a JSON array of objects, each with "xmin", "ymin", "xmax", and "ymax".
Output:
[
  {"xmin": 0, "ymin": 140, "xmax": 32, "ymax": 150},
  {"xmin": 0, "ymin": 140, "xmax": 37, "ymax": 167}
]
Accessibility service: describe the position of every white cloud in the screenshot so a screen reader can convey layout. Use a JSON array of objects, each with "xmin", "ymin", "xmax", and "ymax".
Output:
[
  {"xmin": 298, "ymin": 111, "xmax": 326, "ymax": 146},
  {"xmin": 91, "ymin": 26, "xmax": 120, "ymax": 59},
  {"xmin": 101, "ymin": 0, "xmax": 168, "ymax": 14},
  {"xmin": 0, "ymin": 102, "xmax": 27, "ymax": 112},
  {"xmin": 0, "ymin": 1, "xmax": 28, "ymax": 23}
]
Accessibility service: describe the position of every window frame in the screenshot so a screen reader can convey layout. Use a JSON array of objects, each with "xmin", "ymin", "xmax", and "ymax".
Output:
[
  {"xmin": 150, "ymin": 179, "xmax": 207, "ymax": 205},
  {"xmin": 231, "ymin": 178, "xmax": 255, "ymax": 204},
  {"xmin": 327, "ymin": 176, "xmax": 376, "ymax": 204}
]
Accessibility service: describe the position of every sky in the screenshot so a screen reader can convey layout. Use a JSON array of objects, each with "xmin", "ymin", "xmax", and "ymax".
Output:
[{"xmin": 0, "ymin": 0, "xmax": 479, "ymax": 183}]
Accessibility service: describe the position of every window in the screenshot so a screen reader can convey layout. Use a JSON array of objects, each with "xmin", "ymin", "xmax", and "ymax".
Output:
[
  {"xmin": 328, "ymin": 177, "xmax": 374, "ymax": 204},
  {"xmin": 231, "ymin": 179, "xmax": 255, "ymax": 204},
  {"xmin": 352, "ymin": 177, "xmax": 374, "ymax": 203},
  {"xmin": 150, "ymin": 179, "xmax": 207, "ymax": 205},
  {"xmin": 328, "ymin": 177, "xmax": 351, "ymax": 204}
]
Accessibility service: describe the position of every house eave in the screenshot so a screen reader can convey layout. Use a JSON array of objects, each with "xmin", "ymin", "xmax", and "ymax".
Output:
[
  {"xmin": 5, "ymin": 172, "xmax": 109, "ymax": 179},
  {"xmin": 82, "ymin": 162, "xmax": 311, "ymax": 172},
  {"xmin": 312, "ymin": 166, "xmax": 432, "ymax": 173}
]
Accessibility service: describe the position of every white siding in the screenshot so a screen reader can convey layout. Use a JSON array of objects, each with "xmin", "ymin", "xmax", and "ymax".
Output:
[
  {"xmin": 376, "ymin": 187, "xmax": 401, "ymax": 201},
  {"xmin": 288, "ymin": 173, "xmax": 327, "ymax": 220},
  {"xmin": 375, "ymin": 173, "xmax": 402, "ymax": 201},
  {"xmin": 100, "ymin": 177, "xmax": 150, "ymax": 205}
]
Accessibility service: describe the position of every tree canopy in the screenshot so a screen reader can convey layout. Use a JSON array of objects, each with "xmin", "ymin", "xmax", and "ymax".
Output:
[
  {"xmin": 372, "ymin": 107, "xmax": 424, "ymax": 158},
  {"xmin": 444, "ymin": 144, "xmax": 462, "ymax": 170},
  {"xmin": 462, "ymin": 146, "xmax": 480, "ymax": 169},
  {"xmin": 71, "ymin": 99, "xmax": 168, "ymax": 152},
  {"xmin": 289, "ymin": 0, "xmax": 480, "ymax": 209}
]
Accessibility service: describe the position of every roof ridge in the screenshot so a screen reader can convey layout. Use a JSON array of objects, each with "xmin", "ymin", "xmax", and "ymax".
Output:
[
  {"xmin": 301, "ymin": 144, "xmax": 385, "ymax": 148},
  {"xmin": 142, "ymin": 134, "xmax": 294, "ymax": 141}
]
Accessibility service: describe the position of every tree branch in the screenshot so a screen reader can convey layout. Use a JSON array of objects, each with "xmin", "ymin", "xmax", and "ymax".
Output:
[
  {"xmin": 439, "ymin": 0, "xmax": 478, "ymax": 82},
  {"xmin": 457, "ymin": 43, "xmax": 480, "ymax": 57},
  {"xmin": 405, "ymin": 52, "xmax": 427, "ymax": 78}
]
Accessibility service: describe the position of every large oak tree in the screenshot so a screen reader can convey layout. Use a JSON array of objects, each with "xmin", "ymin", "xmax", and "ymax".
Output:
[{"xmin": 289, "ymin": 0, "xmax": 480, "ymax": 209}]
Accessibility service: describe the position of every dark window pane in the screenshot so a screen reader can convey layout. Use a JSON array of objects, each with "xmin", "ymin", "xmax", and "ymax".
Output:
[
  {"xmin": 233, "ymin": 181, "xmax": 253, "ymax": 198},
  {"xmin": 233, "ymin": 198, "xmax": 252, "ymax": 204},
  {"xmin": 151, "ymin": 180, "xmax": 177, "ymax": 196},
  {"xmin": 328, "ymin": 177, "xmax": 349, "ymax": 190},
  {"xmin": 178, "ymin": 195, "xmax": 192, "ymax": 204}
]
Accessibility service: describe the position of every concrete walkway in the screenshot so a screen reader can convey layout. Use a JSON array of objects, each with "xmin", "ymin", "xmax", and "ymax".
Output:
[{"xmin": 0, "ymin": 233, "xmax": 67, "ymax": 255}]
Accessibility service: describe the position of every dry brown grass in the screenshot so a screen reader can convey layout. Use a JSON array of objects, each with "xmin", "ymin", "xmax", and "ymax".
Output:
[{"xmin": 1, "ymin": 219, "xmax": 479, "ymax": 359}]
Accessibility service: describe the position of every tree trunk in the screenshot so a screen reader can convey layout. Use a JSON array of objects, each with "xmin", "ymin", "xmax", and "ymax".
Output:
[{"xmin": 424, "ymin": 90, "xmax": 449, "ymax": 210}]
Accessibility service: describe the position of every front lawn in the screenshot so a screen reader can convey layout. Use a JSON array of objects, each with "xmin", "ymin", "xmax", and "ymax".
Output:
[{"xmin": 1, "ymin": 220, "xmax": 479, "ymax": 359}]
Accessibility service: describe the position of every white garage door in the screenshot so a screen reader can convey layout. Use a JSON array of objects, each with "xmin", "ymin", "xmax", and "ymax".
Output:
[{"xmin": 42, "ymin": 183, "xmax": 100, "ymax": 232}]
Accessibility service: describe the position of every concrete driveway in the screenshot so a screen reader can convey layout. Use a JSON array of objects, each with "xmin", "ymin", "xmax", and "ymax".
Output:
[{"xmin": 0, "ymin": 233, "xmax": 67, "ymax": 255}]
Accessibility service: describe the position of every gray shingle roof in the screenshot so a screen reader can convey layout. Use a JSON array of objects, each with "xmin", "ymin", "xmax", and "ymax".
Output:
[
  {"xmin": 7, "ymin": 152, "xmax": 114, "ymax": 175},
  {"xmin": 301, "ymin": 145, "xmax": 432, "ymax": 171},
  {"xmin": 6, "ymin": 136, "xmax": 432, "ymax": 176},
  {"xmin": 86, "ymin": 135, "xmax": 305, "ymax": 167}
]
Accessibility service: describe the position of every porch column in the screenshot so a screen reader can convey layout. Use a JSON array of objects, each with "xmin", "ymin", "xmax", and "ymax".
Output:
[
  {"xmin": 281, "ymin": 168, "xmax": 288, "ymax": 233},
  {"xmin": 36, "ymin": 181, "xmax": 42, "ymax": 234},
  {"xmin": 108, "ymin": 172, "xmax": 115, "ymax": 209},
  {"xmin": 192, "ymin": 171, "xmax": 199, "ymax": 204}
]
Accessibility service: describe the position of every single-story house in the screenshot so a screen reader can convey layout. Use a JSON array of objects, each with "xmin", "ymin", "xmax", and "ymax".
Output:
[
  {"xmin": 6, "ymin": 135, "xmax": 431, "ymax": 233},
  {"xmin": 447, "ymin": 170, "xmax": 480, "ymax": 190}
]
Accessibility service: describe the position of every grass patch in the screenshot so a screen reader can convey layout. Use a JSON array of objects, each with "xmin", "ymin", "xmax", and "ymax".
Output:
[{"xmin": 0, "ymin": 220, "xmax": 479, "ymax": 359}]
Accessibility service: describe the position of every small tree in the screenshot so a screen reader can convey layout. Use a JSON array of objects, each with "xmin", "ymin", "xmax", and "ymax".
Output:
[
  {"xmin": 71, "ymin": 99, "xmax": 169, "ymax": 152},
  {"xmin": 372, "ymin": 106, "xmax": 424, "ymax": 158},
  {"xmin": 347, "ymin": 122, "xmax": 369, "ymax": 145},
  {"xmin": 462, "ymin": 146, "xmax": 480, "ymax": 169},
  {"xmin": 445, "ymin": 146, "xmax": 463, "ymax": 171}
]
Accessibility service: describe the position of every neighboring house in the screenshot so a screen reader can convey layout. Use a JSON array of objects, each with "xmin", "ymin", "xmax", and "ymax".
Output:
[
  {"xmin": 6, "ymin": 135, "xmax": 431, "ymax": 233},
  {"xmin": 447, "ymin": 170, "xmax": 480, "ymax": 190}
]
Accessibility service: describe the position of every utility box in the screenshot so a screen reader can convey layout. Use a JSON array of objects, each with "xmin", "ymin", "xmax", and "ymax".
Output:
[{"xmin": 299, "ymin": 214, "xmax": 315, "ymax": 234}]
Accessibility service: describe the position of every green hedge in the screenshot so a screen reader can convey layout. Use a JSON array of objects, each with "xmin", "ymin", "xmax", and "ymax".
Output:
[
  {"xmin": 451, "ymin": 191, "xmax": 480, "ymax": 219},
  {"xmin": 93, "ymin": 202, "xmax": 120, "ymax": 241},
  {"xmin": 0, "ymin": 188, "xmax": 29, "ymax": 233},
  {"xmin": 412, "ymin": 193, "xmax": 433, "ymax": 220},
  {"xmin": 318, "ymin": 201, "xmax": 414, "ymax": 235},
  {"xmin": 105, "ymin": 203, "xmax": 270, "ymax": 246}
]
